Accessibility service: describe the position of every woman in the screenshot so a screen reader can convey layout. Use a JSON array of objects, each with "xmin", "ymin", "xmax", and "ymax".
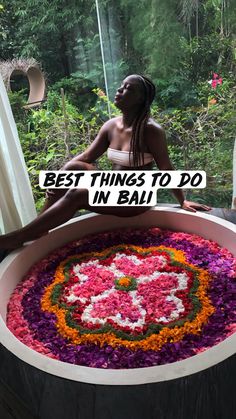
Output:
[{"xmin": 0, "ymin": 74, "xmax": 210, "ymax": 250}]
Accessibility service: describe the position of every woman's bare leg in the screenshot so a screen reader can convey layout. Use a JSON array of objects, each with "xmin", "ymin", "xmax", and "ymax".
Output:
[
  {"xmin": 0, "ymin": 188, "xmax": 150, "ymax": 250},
  {"xmin": 0, "ymin": 189, "xmax": 88, "ymax": 249},
  {"xmin": 40, "ymin": 160, "xmax": 96, "ymax": 213}
]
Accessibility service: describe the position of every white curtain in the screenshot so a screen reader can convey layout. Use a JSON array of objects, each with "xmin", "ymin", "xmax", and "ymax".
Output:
[{"xmin": 0, "ymin": 74, "xmax": 36, "ymax": 234}]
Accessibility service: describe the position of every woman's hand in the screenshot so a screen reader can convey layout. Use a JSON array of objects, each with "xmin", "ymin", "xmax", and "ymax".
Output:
[{"xmin": 181, "ymin": 200, "xmax": 211, "ymax": 213}]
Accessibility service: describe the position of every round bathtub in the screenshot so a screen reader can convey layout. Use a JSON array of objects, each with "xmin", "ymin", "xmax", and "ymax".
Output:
[{"xmin": 0, "ymin": 207, "xmax": 235, "ymax": 419}]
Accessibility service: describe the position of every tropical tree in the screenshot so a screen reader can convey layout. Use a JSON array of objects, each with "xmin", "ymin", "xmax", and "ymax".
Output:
[
  {"xmin": 0, "ymin": 0, "xmax": 98, "ymax": 81},
  {"xmin": 179, "ymin": 0, "xmax": 200, "ymax": 40}
]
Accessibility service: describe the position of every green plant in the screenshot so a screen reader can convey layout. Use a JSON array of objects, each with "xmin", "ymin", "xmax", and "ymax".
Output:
[
  {"xmin": 7, "ymin": 89, "xmax": 28, "ymax": 121},
  {"xmin": 51, "ymin": 76, "xmax": 98, "ymax": 113},
  {"xmin": 8, "ymin": 75, "xmax": 235, "ymax": 212}
]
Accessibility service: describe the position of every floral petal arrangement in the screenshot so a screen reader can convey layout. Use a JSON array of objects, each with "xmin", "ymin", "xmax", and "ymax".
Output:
[{"xmin": 7, "ymin": 228, "xmax": 236, "ymax": 369}]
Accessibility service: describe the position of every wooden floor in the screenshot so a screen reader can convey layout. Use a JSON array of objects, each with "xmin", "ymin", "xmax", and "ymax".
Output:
[{"xmin": 0, "ymin": 208, "xmax": 236, "ymax": 419}]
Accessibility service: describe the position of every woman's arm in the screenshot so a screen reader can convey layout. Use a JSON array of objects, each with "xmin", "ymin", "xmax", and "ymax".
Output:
[{"xmin": 146, "ymin": 123, "xmax": 211, "ymax": 212}]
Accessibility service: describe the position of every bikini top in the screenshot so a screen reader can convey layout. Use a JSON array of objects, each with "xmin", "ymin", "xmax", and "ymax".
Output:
[{"xmin": 107, "ymin": 148, "xmax": 154, "ymax": 167}]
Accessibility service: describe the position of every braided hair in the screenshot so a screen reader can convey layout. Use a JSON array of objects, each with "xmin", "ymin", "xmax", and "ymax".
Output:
[{"xmin": 129, "ymin": 75, "xmax": 156, "ymax": 167}]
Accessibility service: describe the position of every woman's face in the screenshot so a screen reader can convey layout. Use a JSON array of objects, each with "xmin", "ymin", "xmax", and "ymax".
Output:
[{"xmin": 114, "ymin": 75, "xmax": 145, "ymax": 110}]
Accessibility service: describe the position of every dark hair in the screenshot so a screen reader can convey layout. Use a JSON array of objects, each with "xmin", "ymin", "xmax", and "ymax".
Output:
[{"xmin": 129, "ymin": 75, "xmax": 156, "ymax": 167}]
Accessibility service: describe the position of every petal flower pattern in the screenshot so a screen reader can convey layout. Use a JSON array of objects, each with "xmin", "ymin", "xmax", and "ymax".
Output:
[
  {"xmin": 62, "ymin": 252, "xmax": 190, "ymax": 332},
  {"xmin": 7, "ymin": 228, "xmax": 236, "ymax": 369}
]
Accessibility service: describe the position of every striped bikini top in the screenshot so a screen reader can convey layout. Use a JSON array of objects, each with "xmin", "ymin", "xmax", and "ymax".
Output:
[{"xmin": 107, "ymin": 148, "xmax": 154, "ymax": 167}]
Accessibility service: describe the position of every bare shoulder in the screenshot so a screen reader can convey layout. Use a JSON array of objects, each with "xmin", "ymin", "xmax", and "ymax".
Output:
[
  {"xmin": 145, "ymin": 119, "xmax": 166, "ymax": 149},
  {"xmin": 101, "ymin": 116, "xmax": 121, "ymax": 131},
  {"xmin": 146, "ymin": 118, "xmax": 165, "ymax": 137},
  {"xmin": 144, "ymin": 119, "xmax": 171, "ymax": 168}
]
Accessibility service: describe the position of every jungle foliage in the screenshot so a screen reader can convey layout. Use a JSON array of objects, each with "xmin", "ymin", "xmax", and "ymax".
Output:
[{"xmin": 8, "ymin": 76, "xmax": 235, "ymax": 211}]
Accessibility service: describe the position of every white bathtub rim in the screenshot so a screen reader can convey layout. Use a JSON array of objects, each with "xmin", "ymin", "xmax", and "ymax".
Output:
[
  {"xmin": 0, "ymin": 316, "xmax": 235, "ymax": 385},
  {"xmin": 52, "ymin": 206, "xmax": 236, "ymax": 233},
  {"xmin": 0, "ymin": 207, "xmax": 235, "ymax": 385}
]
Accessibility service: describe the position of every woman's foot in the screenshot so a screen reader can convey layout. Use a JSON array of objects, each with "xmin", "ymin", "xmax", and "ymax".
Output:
[
  {"xmin": 0, "ymin": 229, "xmax": 50, "ymax": 250},
  {"xmin": 0, "ymin": 233, "xmax": 24, "ymax": 250},
  {"xmin": 0, "ymin": 249, "xmax": 10, "ymax": 261}
]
